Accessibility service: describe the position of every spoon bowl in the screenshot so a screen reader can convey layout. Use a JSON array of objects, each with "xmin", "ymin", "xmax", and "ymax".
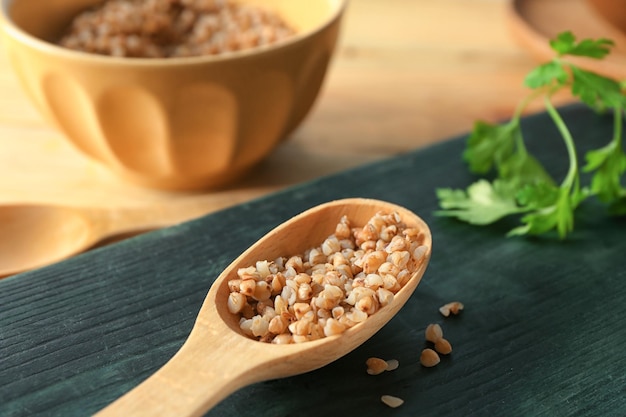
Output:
[{"xmin": 95, "ymin": 198, "xmax": 432, "ymax": 417}]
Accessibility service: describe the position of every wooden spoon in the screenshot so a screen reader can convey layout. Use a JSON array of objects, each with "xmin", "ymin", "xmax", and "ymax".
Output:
[
  {"xmin": 0, "ymin": 202, "xmax": 216, "ymax": 277},
  {"xmin": 95, "ymin": 198, "xmax": 432, "ymax": 417}
]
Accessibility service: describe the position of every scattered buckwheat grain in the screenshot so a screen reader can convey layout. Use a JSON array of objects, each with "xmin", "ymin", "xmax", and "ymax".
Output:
[
  {"xmin": 381, "ymin": 395, "xmax": 404, "ymax": 408},
  {"xmin": 420, "ymin": 348, "xmax": 440, "ymax": 367},
  {"xmin": 385, "ymin": 359, "xmax": 399, "ymax": 371},
  {"xmin": 439, "ymin": 301, "xmax": 464, "ymax": 317},
  {"xmin": 434, "ymin": 338, "xmax": 453, "ymax": 355},
  {"xmin": 425, "ymin": 323, "xmax": 443, "ymax": 343},
  {"xmin": 425, "ymin": 322, "xmax": 453, "ymax": 355},
  {"xmin": 366, "ymin": 357, "xmax": 389, "ymax": 375}
]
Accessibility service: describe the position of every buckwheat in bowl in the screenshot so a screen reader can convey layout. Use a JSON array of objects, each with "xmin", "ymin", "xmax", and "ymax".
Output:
[{"xmin": 0, "ymin": 0, "xmax": 346, "ymax": 190}]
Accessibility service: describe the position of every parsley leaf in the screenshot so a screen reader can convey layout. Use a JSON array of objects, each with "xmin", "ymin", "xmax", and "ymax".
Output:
[
  {"xmin": 497, "ymin": 144, "xmax": 555, "ymax": 188},
  {"xmin": 549, "ymin": 31, "xmax": 614, "ymax": 59},
  {"xmin": 436, "ymin": 180, "xmax": 525, "ymax": 225},
  {"xmin": 435, "ymin": 31, "xmax": 626, "ymax": 238},
  {"xmin": 508, "ymin": 188, "xmax": 574, "ymax": 238},
  {"xmin": 463, "ymin": 120, "xmax": 517, "ymax": 174},
  {"xmin": 583, "ymin": 107, "xmax": 626, "ymax": 203},
  {"xmin": 570, "ymin": 66, "xmax": 625, "ymax": 109},
  {"xmin": 524, "ymin": 61, "xmax": 568, "ymax": 89}
]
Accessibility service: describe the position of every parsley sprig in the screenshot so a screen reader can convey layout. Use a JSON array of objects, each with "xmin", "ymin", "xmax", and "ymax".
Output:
[{"xmin": 436, "ymin": 31, "xmax": 626, "ymax": 238}]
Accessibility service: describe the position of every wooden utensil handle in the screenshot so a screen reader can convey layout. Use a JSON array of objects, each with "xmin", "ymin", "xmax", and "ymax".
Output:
[
  {"xmin": 91, "ymin": 186, "xmax": 279, "ymax": 240},
  {"xmin": 94, "ymin": 334, "xmax": 252, "ymax": 417}
]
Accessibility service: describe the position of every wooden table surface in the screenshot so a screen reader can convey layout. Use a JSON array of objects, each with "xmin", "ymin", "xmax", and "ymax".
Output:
[
  {"xmin": 4, "ymin": 104, "xmax": 625, "ymax": 417},
  {"xmin": 0, "ymin": 0, "xmax": 572, "ymax": 253}
]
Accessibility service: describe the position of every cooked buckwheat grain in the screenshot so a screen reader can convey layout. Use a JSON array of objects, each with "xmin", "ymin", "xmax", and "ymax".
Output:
[
  {"xmin": 439, "ymin": 301, "xmax": 464, "ymax": 317},
  {"xmin": 365, "ymin": 357, "xmax": 388, "ymax": 375},
  {"xmin": 434, "ymin": 338, "xmax": 453, "ymax": 355},
  {"xmin": 58, "ymin": 0, "xmax": 296, "ymax": 58},
  {"xmin": 420, "ymin": 348, "xmax": 440, "ymax": 367},
  {"xmin": 425, "ymin": 323, "xmax": 443, "ymax": 343},
  {"xmin": 230, "ymin": 211, "xmax": 429, "ymax": 344},
  {"xmin": 381, "ymin": 395, "xmax": 404, "ymax": 408}
]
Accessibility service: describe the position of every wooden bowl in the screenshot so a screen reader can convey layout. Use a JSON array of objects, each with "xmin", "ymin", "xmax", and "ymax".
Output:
[
  {"xmin": 587, "ymin": 0, "xmax": 626, "ymax": 35},
  {"xmin": 0, "ymin": 0, "xmax": 346, "ymax": 190},
  {"xmin": 506, "ymin": 0, "xmax": 626, "ymax": 80}
]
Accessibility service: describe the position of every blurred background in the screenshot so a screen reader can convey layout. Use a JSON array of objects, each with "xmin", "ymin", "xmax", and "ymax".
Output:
[{"xmin": 0, "ymin": 0, "xmax": 616, "ymax": 222}]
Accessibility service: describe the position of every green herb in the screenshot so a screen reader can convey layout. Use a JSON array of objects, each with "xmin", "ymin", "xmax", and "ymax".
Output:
[{"xmin": 436, "ymin": 31, "xmax": 626, "ymax": 238}]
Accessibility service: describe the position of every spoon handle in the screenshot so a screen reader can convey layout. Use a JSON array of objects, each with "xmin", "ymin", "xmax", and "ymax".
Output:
[
  {"xmin": 94, "ymin": 331, "xmax": 260, "ymax": 417},
  {"xmin": 90, "ymin": 204, "xmax": 208, "ymax": 239},
  {"xmin": 90, "ymin": 187, "xmax": 279, "ymax": 240}
]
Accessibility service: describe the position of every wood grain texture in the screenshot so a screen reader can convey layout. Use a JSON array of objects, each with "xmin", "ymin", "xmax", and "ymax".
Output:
[
  {"xmin": 1, "ymin": 105, "xmax": 625, "ymax": 416},
  {"xmin": 93, "ymin": 199, "xmax": 432, "ymax": 417}
]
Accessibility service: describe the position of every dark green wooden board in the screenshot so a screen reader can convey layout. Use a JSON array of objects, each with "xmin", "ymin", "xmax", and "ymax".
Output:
[{"xmin": 1, "ymin": 105, "xmax": 625, "ymax": 417}]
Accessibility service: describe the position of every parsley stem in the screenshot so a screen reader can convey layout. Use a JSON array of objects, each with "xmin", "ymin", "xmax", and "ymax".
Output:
[
  {"xmin": 543, "ymin": 97, "xmax": 578, "ymax": 191},
  {"xmin": 613, "ymin": 105, "xmax": 623, "ymax": 147},
  {"xmin": 512, "ymin": 89, "xmax": 545, "ymax": 121},
  {"xmin": 510, "ymin": 90, "xmax": 544, "ymax": 156}
]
